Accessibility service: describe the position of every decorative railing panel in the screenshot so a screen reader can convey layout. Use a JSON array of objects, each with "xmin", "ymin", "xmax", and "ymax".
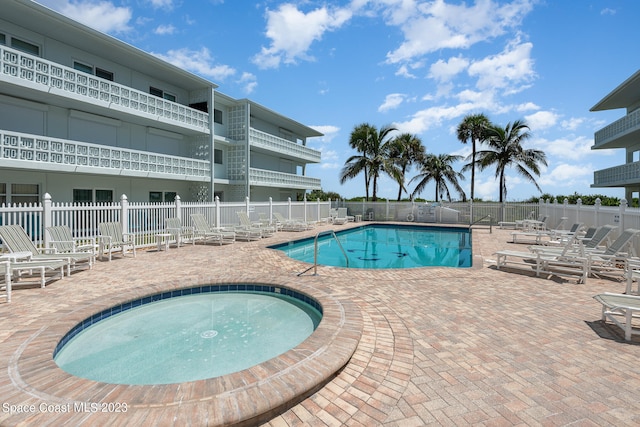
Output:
[
  {"xmin": 1, "ymin": 130, "xmax": 210, "ymax": 180},
  {"xmin": 249, "ymin": 168, "xmax": 321, "ymax": 189},
  {"xmin": 1, "ymin": 46, "xmax": 209, "ymax": 132},
  {"xmin": 594, "ymin": 108, "xmax": 640, "ymax": 148},
  {"xmin": 249, "ymin": 128, "xmax": 321, "ymax": 163}
]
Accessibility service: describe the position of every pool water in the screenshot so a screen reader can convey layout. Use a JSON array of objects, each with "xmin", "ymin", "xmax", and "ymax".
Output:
[
  {"xmin": 271, "ymin": 224, "xmax": 472, "ymax": 268},
  {"xmin": 54, "ymin": 291, "xmax": 322, "ymax": 385}
]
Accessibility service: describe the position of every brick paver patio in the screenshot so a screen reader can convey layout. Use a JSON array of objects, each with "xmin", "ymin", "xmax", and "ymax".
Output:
[{"xmin": 1, "ymin": 224, "xmax": 639, "ymax": 426}]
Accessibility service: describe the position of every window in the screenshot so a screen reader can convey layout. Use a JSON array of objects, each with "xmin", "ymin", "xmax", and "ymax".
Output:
[
  {"xmin": 74, "ymin": 62, "xmax": 115, "ymax": 81},
  {"xmin": 149, "ymin": 191, "xmax": 177, "ymax": 202},
  {"xmin": 0, "ymin": 34, "xmax": 6, "ymax": 45},
  {"xmin": 11, "ymin": 37, "xmax": 39, "ymax": 55},
  {"xmin": 11, "ymin": 183, "xmax": 39, "ymax": 204},
  {"xmin": 150, "ymin": 87, "xmax": 176, "ymax": 102},
  {"xmin": 214, "ymin": 149, "xmax": 223, "ymax": 164},
  {"xmin": 73, "ymin": 61, "xmax": 93, "ymax": 74},
  {"xmin": 213, "ymin": 109, "xmax": 223, "ymax": 124},
  {"xmin": 0, "ymin": 183, "xmax": 6, "ymax": 205},
  {"xmin": 190, "ymin": 102, "xmax": 208, "ymax": 113},
  {"xmin": 73, "ymin": 189, "xmax": 113, "ymax": 203},
  {"xmin": 95, "ymin": 68, "xmax": 114, "ymax": 81}
]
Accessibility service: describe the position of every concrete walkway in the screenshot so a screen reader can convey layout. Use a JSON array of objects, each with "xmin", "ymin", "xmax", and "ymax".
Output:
[{"xmin": 1, "ymin": 224, "xmax": 639, "ymax": 426}]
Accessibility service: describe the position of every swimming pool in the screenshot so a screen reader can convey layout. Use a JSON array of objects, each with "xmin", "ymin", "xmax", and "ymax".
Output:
[
  {"xmin": 270, "ymin": 224, "xmax": 472, "ymax": 268},
  {"xmin": 54, "ymin": 285, "xmax": 322, "ymax": 385}
]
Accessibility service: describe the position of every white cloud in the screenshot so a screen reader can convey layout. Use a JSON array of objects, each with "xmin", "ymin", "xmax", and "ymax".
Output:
[
  {"xmin": 468, "ymin": 38, "xmax": 536, "ymax": 94},
  {"xmin": 538, "ymin": 163, "xmax": 594, "ymax": 188},
  {"xmin": 41, "ymin": 0, "xmax": 133, "ymax": 33},
  {"xmin": 394, "ymin": 103, "xmax": 476, "ymax": 134},
  {"xmin": 253, "ymin": 4, "xmax": 353, "ymax": 69},
  {"xmin": 378, "ymin": 93, "xmax": 406, "ymax": 112},
  {"xmin": 429, "ymin": 56, "xmax": 469, "ymax": 82},
  {"xmin": 525, "ymin": 110, "xmax": 559, "ymax": 131},
  {"xmin": 154, "ymin": 24, "xmax": 176, "ymax": 35},
  {"xmin": 533, "ymin": 135, "xmax": 600, "ymax": 161},
  {"xmin": 561, "ymin": 117, "xmax": 585, "ymax": 131},
  {"xmin": 309, "ymin": 125, "xmax": 340, "ymax": 143},
  {"xmin": 152, "ymin": 47, "xmax": 236, "ymax": 81},
  {"xmin": 385, "ymin": 0, "xmax": 534, "ymax": 64},
  {"xmin": 237, "ymin": 72, "xmax": 257, "ymax": 94}
]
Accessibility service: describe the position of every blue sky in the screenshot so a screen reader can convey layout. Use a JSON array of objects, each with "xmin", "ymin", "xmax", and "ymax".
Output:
[{"xmin": 36, "ymin": 0, "xmax": 640, "ymax": 201}]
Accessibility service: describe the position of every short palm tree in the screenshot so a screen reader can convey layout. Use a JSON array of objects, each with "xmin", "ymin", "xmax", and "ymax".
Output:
[
  {"xmin": 389, "ymin": 133, "xmax": 425, "ymax": 201},
  {"xmin": 340, "ymin": 124, "xmax": 401, "ymax": 201},
  {"xmin": 457, "ymin": 113, "xmax": 490, "ymax": 201},
  {"xmin": 410, "ymin": 153, "xmax": 466, "ymax": 202},
  {"xmin": 476, "ymin": 120, "xmax": 547, "ymax": 203}
]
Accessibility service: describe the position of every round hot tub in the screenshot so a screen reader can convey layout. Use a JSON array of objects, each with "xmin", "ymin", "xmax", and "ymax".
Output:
[{"xmin": 54, "ymin": 284, "xmax": 322, "ymax": 385}]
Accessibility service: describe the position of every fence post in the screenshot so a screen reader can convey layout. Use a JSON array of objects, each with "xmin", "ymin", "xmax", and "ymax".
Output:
[
  {"xmin": 175, "ymin": 195, "xmax": 182, "ymax": 221},
  {"xmin": 620, "ymin": 198, "xmax": 627, "ymax": 232},
  {"xmin": 245, "ymin": 196, "xmax": 250, "ymax": 215},
  {"xmin": 576, "ymin": 198, "xmax": 582, "ymax": 224},
  {"xmin": 120, "ymin": 194, "xmax": 129, "ymax": 234},
  {"xmin": 287, "ymin": 197, "xmax": 292, "ymax": 220},
  {"xmin": 595, "ymin": 198, "xmax": 601, "ymax": 228},
  {"xmin": 386, "ymin": 200, "xmax": 390, "ymax": 221},
  {"xmin": 43, "ymin": 193, "xmax": 52, "ymax": 247},
  {"xmin": 317, "ymin": 198, "xmax": 321, "ymax": 222},
  {"xmin": 303, "ymin": 195, "xmax": 308, "ymax": 223},
  {"xmin": 269, "ymin": 197, "xmax": 273, "ymax": 224},
  {"xmin": 215, "ymin": 196, "xmax": 221, "ymax": 228}
]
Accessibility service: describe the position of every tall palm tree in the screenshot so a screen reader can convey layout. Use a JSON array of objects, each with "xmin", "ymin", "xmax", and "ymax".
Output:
[
  {"xmin": 340, "ymin": 124, "xmax": 401, "ymax": 201},
  {"xmin": 389, "ymin": 133, "xmax": 425, "ymax": 201},
  {"xmin": 457, "ymin": 113, "xmax": 490, "ymax": 201},
  {"xmin": 410, "ymin": 153, "xmax": 466, "ymax": 202},
  {"xmin": 476, "ymin": 120, "xmax": 547, "ymax": 203},
  {"xmin": 339, "ymin": 123, "xmax": 375, "ymax": 200}
]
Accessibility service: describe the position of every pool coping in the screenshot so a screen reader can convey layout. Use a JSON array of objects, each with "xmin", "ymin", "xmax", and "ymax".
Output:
[{"xmin": 9, "ymin": 278, "xmax": 362, "ymax": 426}]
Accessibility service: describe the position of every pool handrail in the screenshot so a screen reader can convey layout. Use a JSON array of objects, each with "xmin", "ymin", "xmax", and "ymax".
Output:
[{"xmin": 298, "ymin": 229, "xmax": 349, "ymax": 276}]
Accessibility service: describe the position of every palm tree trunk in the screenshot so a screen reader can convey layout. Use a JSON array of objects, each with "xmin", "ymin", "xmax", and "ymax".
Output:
[
  {"xmin": 397, "ymin": 165, "xmax": 407, "ymax": 201},
  {"xmin": 470, "ymin": 140, "xmax": 476, "ymax": 201}
]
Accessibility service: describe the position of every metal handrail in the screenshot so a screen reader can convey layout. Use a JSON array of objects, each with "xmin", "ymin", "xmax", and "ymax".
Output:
[
  {"xmin": 297, "ymin": 229, "xmax": 349, "ymax": 276},
  {"xmin": 470, "ymin": 214, "xmax": 493, "ymax": 233}
]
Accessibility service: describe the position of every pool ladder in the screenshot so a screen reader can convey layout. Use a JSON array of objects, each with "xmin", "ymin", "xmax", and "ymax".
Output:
[
  {"xmin": 470, "ymin": 214, "xmax": 493, "ymax": 233},
  {"xmin": 297, "ymin": 230, "xmax": 349, "ymax": 276}
]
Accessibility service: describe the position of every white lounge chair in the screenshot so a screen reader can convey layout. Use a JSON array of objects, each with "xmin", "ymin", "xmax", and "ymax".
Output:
[
  {"xmin": 0, "ymin": 224, "xmax": 86, "ymax": 275},
  {"xmin": 190, "ymin": 214, "xmax": 236, "ymax": 245},
  {"xmin": 333, "ymin": 208, "xmax": 350, "ymax": 225},
  {"xmin": 97, "ymin": 222, "xmax": 137, "ymax": 261},
  {"xmin": 594, "ymin": 293, "xmax": 640, "ymax": 341},
  {"xmin": 273, "ymin": 212, "xmax": 308, "ymax": 232},
  {"xmin": 46, "ymin": 225, "xmax": 96, "ymax": 268},
  {"xmin": 164, "ymin": 217, "xmax": 195, "ymax": 247},
  {"xmin": 237, "ymin": 211, "xmax": 276, "ymax": 238}
]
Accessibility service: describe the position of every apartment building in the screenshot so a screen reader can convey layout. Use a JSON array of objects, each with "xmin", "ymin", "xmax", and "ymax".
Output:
[
  {"xmin": 591, "ymin": 69, "xmax": 640, "ymax": 201},
  {"xmin": 0, "ymin": 0, "xmax": 322, "ymax": 205}
]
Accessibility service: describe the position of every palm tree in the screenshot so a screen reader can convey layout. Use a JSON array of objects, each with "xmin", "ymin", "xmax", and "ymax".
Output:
[
  {"xmin": 340, "ymin": 124, "xmax": 401, "ymax": 201},
  {"xmin": 476, "ymin": 120, "xmax": 547, "ymax": 203},
  {"xmin": 457, "ymin": 113, "xmax": 490, "ymax": 201},
  {"xmin": 339, "ymin": 123, "xmax": 376, "ymax": 200},
  {"xmin": 410, "ymin": 153, "xmax": 466, "ymax": 202},
  {"xmin": 389, "ymin": 133, "xmax": 425, "ymax": 201}
]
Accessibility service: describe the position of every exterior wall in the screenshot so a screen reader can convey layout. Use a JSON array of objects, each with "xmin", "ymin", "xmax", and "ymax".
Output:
[{"xmin": 0, "ymin": 0, "xmax": 322, "ymax": 204}]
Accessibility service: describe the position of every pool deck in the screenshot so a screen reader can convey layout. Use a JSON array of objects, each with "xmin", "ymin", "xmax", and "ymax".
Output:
[{"xmin": 1, "ymin": 222, "xmax": 640, "ymax": 426}]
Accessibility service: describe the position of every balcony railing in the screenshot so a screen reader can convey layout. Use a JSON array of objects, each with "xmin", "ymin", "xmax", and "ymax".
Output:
[
  {"xmin": 249, "ymin": 128, "xmax": 321, "ymax": 163},
  {"xmin": 0, "ymin": 46, "xmax": 209, "ymax": 133},
  {"xmin": 593, "ymin": 161, "xmax": 640, "ymax": 187},
  {"xmin": 1, "ymin": 130, "xmax": 210, "ymax": 180},
  {"xmin": 593, "ymin": 108, "xmax": 640, "ymax": 149},
  {"xmin": 249, "ymin": 168, "xmax": 321, "ymax": 189}
]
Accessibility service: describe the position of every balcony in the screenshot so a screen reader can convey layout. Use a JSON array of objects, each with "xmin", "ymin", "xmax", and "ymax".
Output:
[
  {"xmin": 593, "ymin": 161, "xmax": 640, "ymax": 188},
  {"xmin": 1, "ymin": 130, "xmax": 210, "ymax": 181},
  {"xmin": 249, "ymin": 168, "xmax": 321, "ymax": 190},
  {"xmin": 0, "ymin": 46, "xmax": 209, "ymax": 134},
  {"xmin": 249, "ymin": 128, "xmax": 321, "ymax": 163},
  {"xmin": 593, "ymin": 108, "xmax": 640, "ymax": 149}
]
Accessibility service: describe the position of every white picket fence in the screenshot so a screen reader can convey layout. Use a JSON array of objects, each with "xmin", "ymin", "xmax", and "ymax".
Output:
[
  {"xmin": 0, "ymin": 194, "xmax": 331, "ymax": 250},
  {"xmin": 3, "ymin": 194, "xmax": 640, "ymax": 255}
]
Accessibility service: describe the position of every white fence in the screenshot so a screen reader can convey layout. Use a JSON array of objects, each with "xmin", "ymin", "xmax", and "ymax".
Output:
[
  {"xmin": 0, "ymin": 194, "xmax": 331, "ymax": 251},
  {"xmin": 3, "ymin": 195, "xmax": 640, "ymax": 255}
]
